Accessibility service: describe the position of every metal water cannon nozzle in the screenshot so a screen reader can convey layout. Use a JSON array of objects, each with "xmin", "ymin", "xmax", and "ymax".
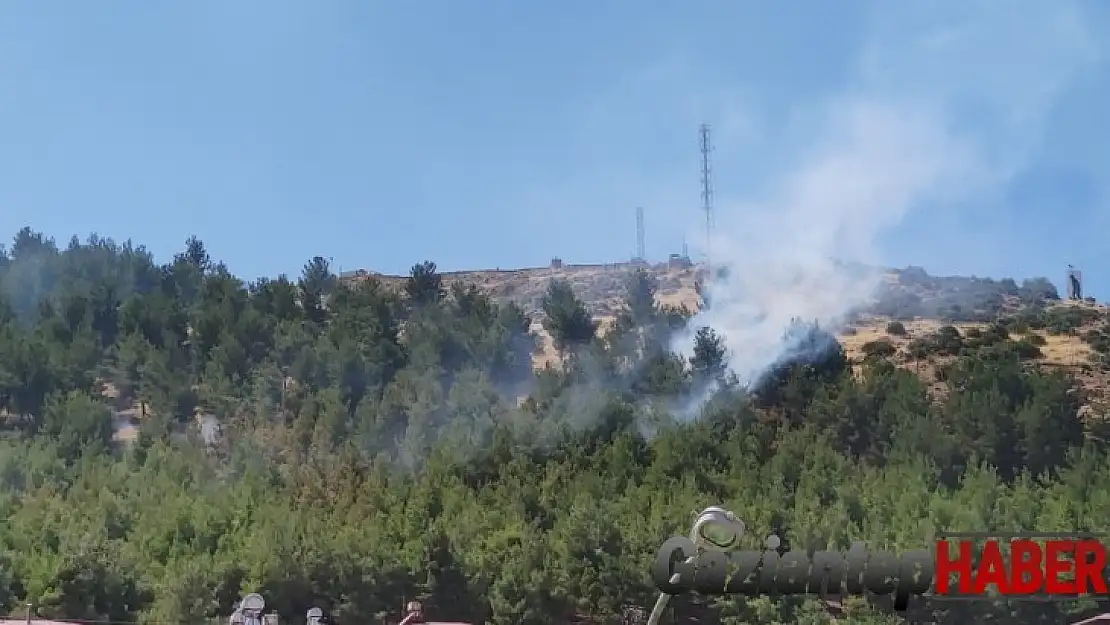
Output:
[
  {"xmin": 232, "ymin": 594, "xmax": 266, "ymax": 625},
  {"xmin": 646, "ymin": 506, "xmax": 745, "ymax": 625},
  {"xmin": 691, "ymin": 505, "xmax": 745, "ymax": 551}
]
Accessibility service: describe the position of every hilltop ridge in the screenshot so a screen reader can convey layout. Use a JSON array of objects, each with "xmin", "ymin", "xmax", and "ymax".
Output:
[
  {"xmin": 343, "ymin": 260, "xmax": 1110, "ymax": 411},
  {"xmin": 341, "ymin": 259, "xmax": 1073, "ymax": 322}
]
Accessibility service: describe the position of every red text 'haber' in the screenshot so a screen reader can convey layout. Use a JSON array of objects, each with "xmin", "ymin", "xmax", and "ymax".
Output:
[{"xmin": 935, "ymin": 538, "xmax": 1109, "ymax": 597}]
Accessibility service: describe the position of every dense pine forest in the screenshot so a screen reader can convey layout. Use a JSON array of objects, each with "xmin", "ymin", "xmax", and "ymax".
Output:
[{"xmin": 1, "ymin": 227, "xmax": 1108, "ymax": 625}]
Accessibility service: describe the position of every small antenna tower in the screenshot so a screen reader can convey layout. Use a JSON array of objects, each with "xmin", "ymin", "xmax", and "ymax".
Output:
[
  {"xmin": 635, "ymin": 206, "xmax": 646, "ymax": 261},
  {"xmin": 699, "ymin": 124, "xmax": 714, "ymax": 268}
]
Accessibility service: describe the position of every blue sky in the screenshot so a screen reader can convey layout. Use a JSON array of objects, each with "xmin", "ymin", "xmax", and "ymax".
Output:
[{"xmin": 1, "ymin": 1, "xmax": 1108, "ymax": 297}]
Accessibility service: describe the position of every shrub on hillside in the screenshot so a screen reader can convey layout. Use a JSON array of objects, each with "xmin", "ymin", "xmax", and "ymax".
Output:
[
  {"xmin": 933, "ymin": 326, "xmax": 964, "ymax": 355},
  {"xmin": 1019, "ymin": 277, "xmax": 1060, "ymax": 303},
  {"xmin": 907, "ymin": 326, "xmax": 964, "ymax": 358},
  {"xmin": 1012, "ymin": 339, "xmax": 1044, "ymax": 360},
  {"xmin": 1084, "ymin": 328, "xmax": 1110, "ymax": 355},
  {"xmin": 1023, "ymin": 311, "xmax": 1048, "ymax": 331},
  {"xmin": 987, "ymin": 322, "xmax": 1010, "ymax": 340},
  {"xmin": 1041, "ymin": 306, "xmax": 1101, "ymax": 335},
  {"xmin": 906, "ymin": 338, "xmax": 930, "ymax": 360},
  {"xmin": 861, "ymin": 339, "xmax": 898, "ymax": 360},
  {"xmin": 1025, "ymin": 333, "xmax": 1047, "ymax": 347},
  {"xmin": 963, "ymin": 323, "xmax": 1011, "ymax": 350}
]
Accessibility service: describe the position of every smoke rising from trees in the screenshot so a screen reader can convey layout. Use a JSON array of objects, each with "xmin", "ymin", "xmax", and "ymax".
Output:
[{"xmin": 673, "ymin": 0, "xmax": 1102, "ymax": 393}]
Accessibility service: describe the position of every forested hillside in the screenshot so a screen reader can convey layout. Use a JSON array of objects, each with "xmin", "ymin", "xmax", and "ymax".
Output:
[{"xmin": 1, "ymin": 228, "xmax": 1109, "ymax": 625}]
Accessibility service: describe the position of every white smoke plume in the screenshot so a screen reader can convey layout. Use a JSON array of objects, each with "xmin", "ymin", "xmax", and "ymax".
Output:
[{"xmin": 675, "ymin": 0, "xmax": 1102, "ymax": 389}]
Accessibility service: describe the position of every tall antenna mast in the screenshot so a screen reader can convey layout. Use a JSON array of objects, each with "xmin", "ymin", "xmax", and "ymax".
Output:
[
  {"xmin": 699, "ymin": 124, "xmax": 714, "ymax": 269},
  {"xmin": 635, "ymin": 206, "xmax": 645, "ymax": 261}
]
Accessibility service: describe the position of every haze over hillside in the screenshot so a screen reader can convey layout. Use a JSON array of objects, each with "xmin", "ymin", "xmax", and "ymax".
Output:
[{"xmin": 344, "ymin": 258, "xmax": 1110, "ymax": 414}]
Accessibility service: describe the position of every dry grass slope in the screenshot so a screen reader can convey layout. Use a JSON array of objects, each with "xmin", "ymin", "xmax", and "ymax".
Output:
[{"xmin": 840, "ymin": 304, "xmax": 1110, "ymax": 410}]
